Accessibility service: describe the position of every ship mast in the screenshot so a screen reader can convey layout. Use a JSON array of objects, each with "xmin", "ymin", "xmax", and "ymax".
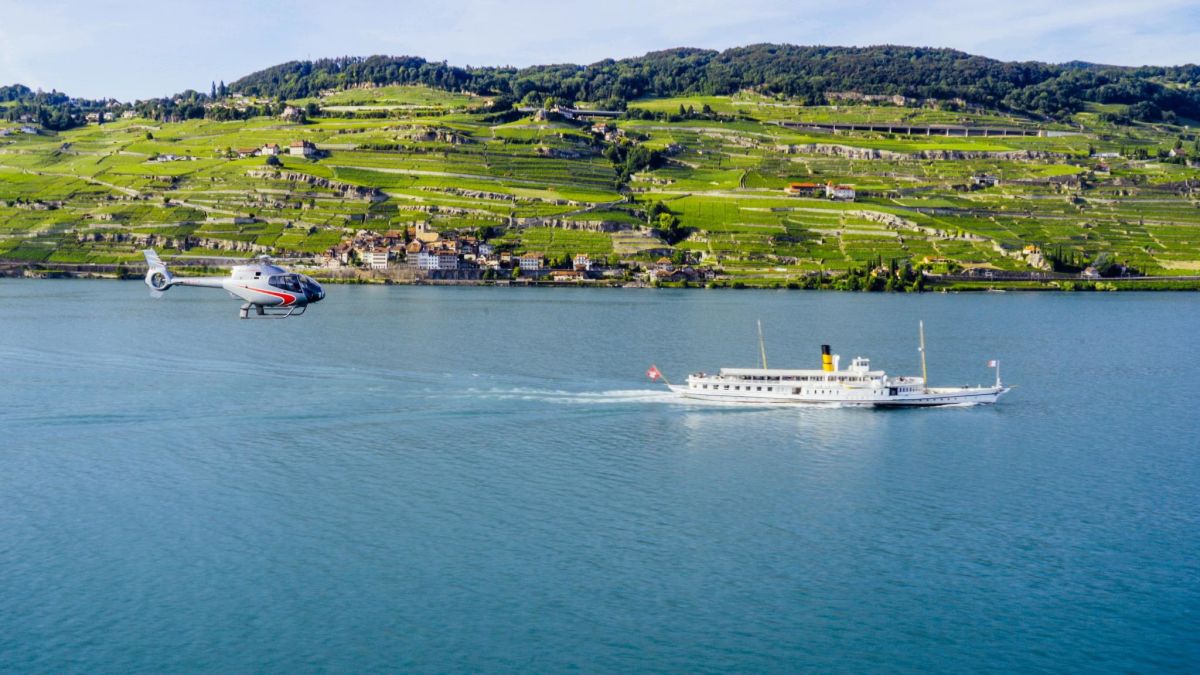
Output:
[
  {"xmin": 757, "ymin": 319, "xmax": 768, "ymax": 369},
  {"xmin": 919, "ymin": 320, "xmax": 928, "ymax": 392}
]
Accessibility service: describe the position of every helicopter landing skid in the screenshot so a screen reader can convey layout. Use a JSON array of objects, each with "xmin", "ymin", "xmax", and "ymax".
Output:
[{"xmin": 239, "ymin": 303, "xmax": 307, "ymax": 319}]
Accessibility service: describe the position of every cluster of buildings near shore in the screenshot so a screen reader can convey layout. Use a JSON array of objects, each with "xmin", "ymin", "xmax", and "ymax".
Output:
[{"xmin": 320, "ymin": 223, "xmax": 719, "ymax": 284}]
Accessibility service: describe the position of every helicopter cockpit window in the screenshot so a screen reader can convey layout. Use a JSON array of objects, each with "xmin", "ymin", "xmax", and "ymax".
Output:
[{"xmin": 268, "ymin": 275, "xmax": 303, "ymax": 293}]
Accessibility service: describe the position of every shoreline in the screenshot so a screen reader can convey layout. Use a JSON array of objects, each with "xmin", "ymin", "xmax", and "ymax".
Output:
[{"xmin": 4, "ymin": 264, "xmax": 1200, "ymax": 292}]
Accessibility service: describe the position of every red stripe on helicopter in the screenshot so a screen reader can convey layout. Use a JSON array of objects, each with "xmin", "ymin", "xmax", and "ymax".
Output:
[{"xmin": 238, "ymin": 285, "xmax": 297, "ymax": 306}]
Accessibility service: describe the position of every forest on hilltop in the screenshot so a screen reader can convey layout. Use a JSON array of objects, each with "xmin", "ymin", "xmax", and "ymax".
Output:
[
  {"xmin": 6, "ymin": 45, "xmax": 1200, "ymax": 130},
  {"xmin": 228, "ymin": 45, "xmax": 1200, "ymax": 121}
]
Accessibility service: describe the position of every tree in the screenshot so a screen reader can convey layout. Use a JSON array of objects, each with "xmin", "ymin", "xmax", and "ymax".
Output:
[{"xmin": 210, "ymin": 81, "xmax": 217, "ymax": 99}]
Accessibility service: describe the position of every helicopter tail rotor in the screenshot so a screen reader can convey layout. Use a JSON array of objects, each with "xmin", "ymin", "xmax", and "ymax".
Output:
[{"xmin": 142, "ymin": 249, "xmax": 175, "ymax": 297}]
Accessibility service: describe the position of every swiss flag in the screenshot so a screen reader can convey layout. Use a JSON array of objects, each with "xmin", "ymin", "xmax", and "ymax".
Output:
[
  {"xmin": 987, "ymin": 360, "xmax": 998, "ymax": 368},
  {"xmin": 646, "ymin": 365, "xmax": 662, "ymax": 381}
]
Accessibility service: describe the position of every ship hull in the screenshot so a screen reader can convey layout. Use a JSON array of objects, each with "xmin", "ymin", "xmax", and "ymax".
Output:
[{"xmin": 668, "ymin": 384, "xmax": 1009, "ymax": 407}]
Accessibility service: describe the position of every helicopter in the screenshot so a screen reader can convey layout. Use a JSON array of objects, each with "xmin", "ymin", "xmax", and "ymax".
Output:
[{"xmin": 142, "ymin": 249, "xmax": 325, "ymax": 319}]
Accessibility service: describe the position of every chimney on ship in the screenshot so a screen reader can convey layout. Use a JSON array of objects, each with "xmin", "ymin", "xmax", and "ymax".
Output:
[{"xmin": 821, "ymin": 344, "xmax": 834, "ymax": 372}]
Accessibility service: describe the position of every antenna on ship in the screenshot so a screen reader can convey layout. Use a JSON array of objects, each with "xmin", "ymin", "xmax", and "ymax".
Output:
[
  {"xmin": 919, "ymin": 320, "xmax": 929, "ymax": 393},
  {"xmin": 757, "ymin": 319, "xmax": 769, "ymax": 369}
]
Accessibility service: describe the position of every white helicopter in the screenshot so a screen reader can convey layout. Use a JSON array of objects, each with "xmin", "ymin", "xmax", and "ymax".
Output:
[{"xmin": 142, "ymin": 249, "xmax": 325, "ymax": 319}]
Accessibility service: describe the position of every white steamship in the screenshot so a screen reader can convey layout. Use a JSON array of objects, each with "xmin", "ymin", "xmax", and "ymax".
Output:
[{"xmin": 661, "ymin": 322, "xmax": 1010, "ymax": 407}]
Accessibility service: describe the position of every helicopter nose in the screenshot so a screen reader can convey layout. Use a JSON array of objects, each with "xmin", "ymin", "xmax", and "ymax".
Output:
[{"xmin": 301, "ymin": 277, "xmax": 324, "ymax": 303}]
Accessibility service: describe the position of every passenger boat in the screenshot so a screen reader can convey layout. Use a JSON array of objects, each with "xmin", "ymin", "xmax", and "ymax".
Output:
[{"xmin": 651, "ymin": 322, "xmax": 1010, "ymax": 407}]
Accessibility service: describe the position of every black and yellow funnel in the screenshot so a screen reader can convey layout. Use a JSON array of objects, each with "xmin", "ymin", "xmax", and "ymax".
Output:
[{"xmin": 821, "ymin": 344, "xmax": 834, "ymax": 372}]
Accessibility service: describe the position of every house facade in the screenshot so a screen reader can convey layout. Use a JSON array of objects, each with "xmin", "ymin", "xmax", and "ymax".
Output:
[
  {"xmin": 362, "ymin": 249, "xmax": 390, "ymax": 270},
  {"xmin": 519, "ymin": 253, "xmax": 544, "ymax": 271},
  {"xmin": 289, "ymin": 140, "xmax": 317, "ymax": 158},
  {"xmin": 826, "ymin": 183, "xmax": 856, "ymax": 200}
]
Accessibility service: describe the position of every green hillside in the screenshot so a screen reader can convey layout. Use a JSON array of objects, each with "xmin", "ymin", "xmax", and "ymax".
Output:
[{"xmin": 3, "ymin": 80, "xmax": 1200, "ymax": 284}]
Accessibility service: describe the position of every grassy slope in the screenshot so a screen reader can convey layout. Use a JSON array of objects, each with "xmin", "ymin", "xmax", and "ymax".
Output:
[{"xmin": 2, "ymin": 85, "xmax": 1200, "ymax": 280}]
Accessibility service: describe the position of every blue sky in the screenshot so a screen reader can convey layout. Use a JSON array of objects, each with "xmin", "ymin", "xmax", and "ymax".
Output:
[{"xmin": 2, "ymin": 0, "xmax": 1199, "ymax": 101}]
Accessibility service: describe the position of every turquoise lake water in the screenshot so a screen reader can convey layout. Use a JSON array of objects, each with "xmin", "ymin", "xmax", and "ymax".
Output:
[{"xmin": 1, "ymin": 281, "xmax": 1197, "ymax": 672}]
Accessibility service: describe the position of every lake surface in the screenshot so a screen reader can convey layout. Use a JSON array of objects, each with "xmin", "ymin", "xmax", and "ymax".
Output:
[{"xmin": 1, "ymin": 281, "xmax": 1197, "ymax": 673}]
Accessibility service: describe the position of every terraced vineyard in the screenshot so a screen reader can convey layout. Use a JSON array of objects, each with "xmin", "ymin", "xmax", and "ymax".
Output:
[{"xmin": 3, "ymin": 84, "xmax": 1200, "ymax": 285}]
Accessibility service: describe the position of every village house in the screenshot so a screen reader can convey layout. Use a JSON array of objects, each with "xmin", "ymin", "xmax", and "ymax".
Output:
[
  {"xmin": 280, "ymin": 106, "xmax": 304, "ymax": 122},
  {"xmin": 519, "ymin": 253, "xmax": 544, "ymax": 271},
  {"xmin": 650, "ymin": 266, "xmax": 707, "ymax": 283},
  {"xmin": 121, "ymin": 110, "xmax": 137, "ymax": 119},
  {"xmin": 328, "ymin": 243, "xmax": 354, "ymax": 266},
  {"xmin": 85, "ymin": 112, "xmax": 101, "ymax": 123},
  {"xmin": 261, "ymin": 143, "xmax": 281, "ymax": 156},
  {"xmin": 970, "ymin": 174, "xmax": 999, "ymax": 188},
  {"xmin": 573, "ymin": 253, "xmax": 593, "ymax": 271},
  {"xmin": 477, "ymin": 242, "xmax": 495, "ymax": 258},
  {"xmin": 416, "ymin": 249, "xmax": 459, "ymax": 271},
  {"xmin": 551, "ymin": 269, "xmax": 585, "ymax": 282},
  {"xmin": 415, "ymin": 250, "xmax": 438, "ymax": 270},
  {"xmin": 826, "ymin": 183, "xmax": 856, "ymax": 201},
  {"xmin": 19, "ymin": 126, "xmax": 38, "ymax": 134},
  {"xmin": 236, "ymin": 147, "xmax": 260, "ymax": 159},
  {"xmin": 1169, "ymin": 148, "xmax": 1189, "ymax": 159},
  {"xmin": 1021, "ymin": 244, "xmax": 1047, "ymax": 269},
  {"xmin": 590, "ymin": 122, "xmax": 622, "ymax": 142},
  {"xmin": 289, "ymin": 140, "xmax": 317, "ymax": 158},
  {"xmin": 785, "ymin": 182, "xmax": 822, "ymax": 197},
  {"xmin": 654, "ymin": 257, "xmax": 675, "ymax": 273},
  {"xmin": 362, "ymin": 249, "xmax": 390, "ymax": 270}
]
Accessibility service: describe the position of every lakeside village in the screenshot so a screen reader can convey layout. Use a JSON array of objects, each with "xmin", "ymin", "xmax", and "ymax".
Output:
[{"xmin": 317, "ymin": 222, "xmax": 720, "ymax": 286}]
